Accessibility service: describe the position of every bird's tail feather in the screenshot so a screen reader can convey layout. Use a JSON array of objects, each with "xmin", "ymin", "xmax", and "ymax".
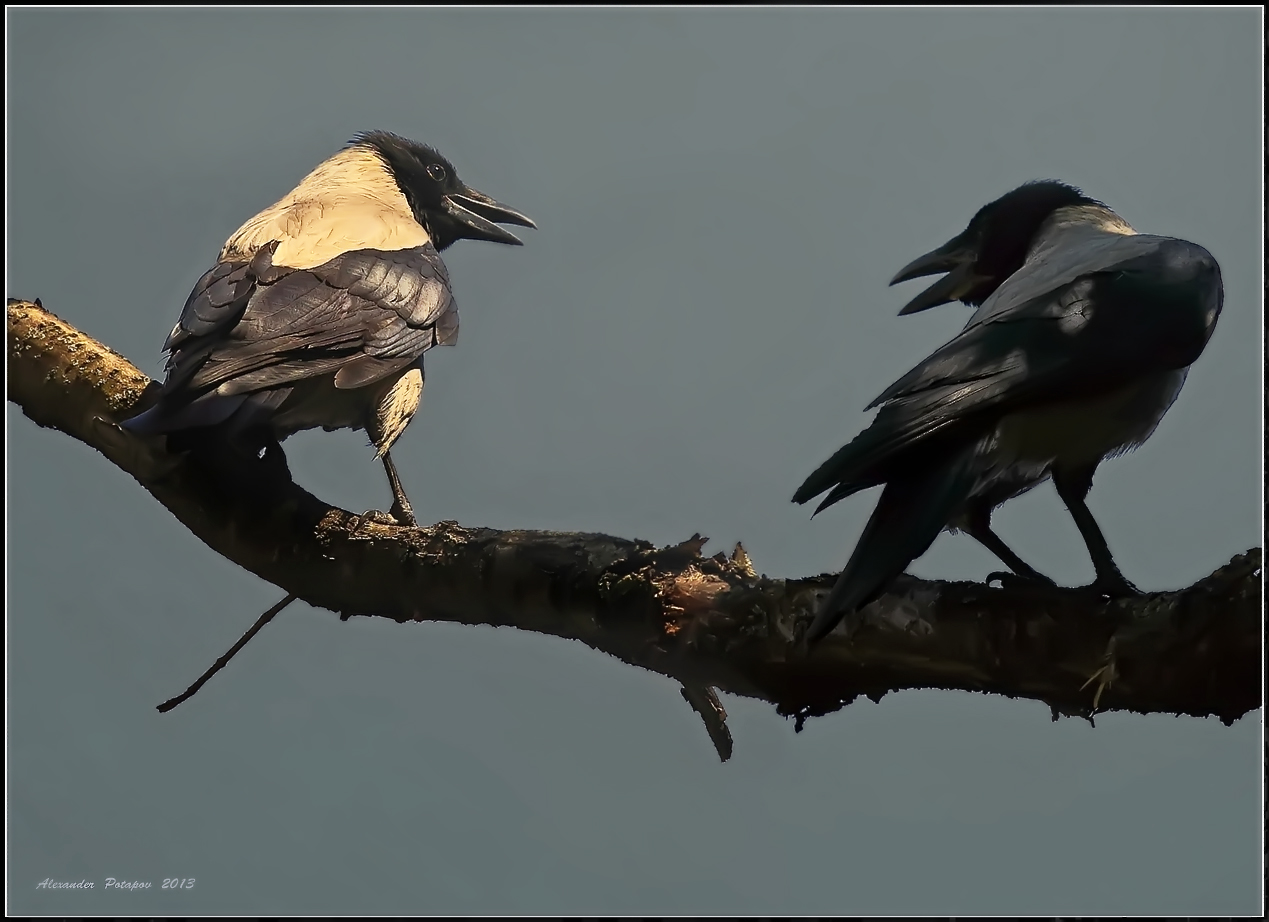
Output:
[
  {"xmin": 806, "ymin": 444, "xmax": 979, "ymax": 646},
  {"xmin": 121, "ymin": 392, "xmax": 248, "ymax": 436},
  {"xmin": 121, "ymin": 388, "xmax": 292, "ymax": 441},
  {"xmin": 120, "ymin": 388, "xmax": 295, "ymax": 486}
]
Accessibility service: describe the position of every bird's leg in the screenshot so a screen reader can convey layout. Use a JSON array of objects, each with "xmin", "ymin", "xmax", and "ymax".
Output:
[
  {"xmin": 348, "ymin": 451, "xmax": 417, "ymax": 533},
  {"xmin": 1052, "ymin": 465, "xmax": 1141, "ymax": 597},
  {"xmin": 963, "ymin": 502, "xmax": 1057, "ymax": 589},
  {"xmin": 381, "ymin": 451, "xmax": 417, "ymax": 527}
]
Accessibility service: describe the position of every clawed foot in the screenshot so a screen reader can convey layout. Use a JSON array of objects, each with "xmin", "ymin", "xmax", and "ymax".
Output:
[
  {"xmin": 987, "ymin": 570, "xmax": 1058, "ymax": 591},
  {"xmin": 350, "ymin": 493, "xmax": 416, "ymax": 534},
  {"xmin": 388, "ymin": 495, "xmax": 417, "ymax": 528},
  {"xmin": 987, "ymin": 569, "xmax": 1142, "ymax": 600},
  {"xmin": 349, "ymin": 509, "xmax": 408, "ymax": 535}
]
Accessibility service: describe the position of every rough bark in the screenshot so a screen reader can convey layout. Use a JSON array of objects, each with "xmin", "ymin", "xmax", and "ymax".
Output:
[{"xmin": 7, "ymin": 297, "xmax": 1263, "ymax": 759}]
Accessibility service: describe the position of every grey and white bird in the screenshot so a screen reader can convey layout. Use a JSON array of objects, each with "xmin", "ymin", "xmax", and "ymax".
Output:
[
  {"xmin": 123, "ymin": 130, "xmax": 534, "ymax": 524},
  {"xmin": 793, "ymin": 180, "xmax": 1223, "ymax": 648}
]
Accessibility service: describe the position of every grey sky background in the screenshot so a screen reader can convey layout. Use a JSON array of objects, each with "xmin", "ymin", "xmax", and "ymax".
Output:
[{"xmin": 5, "ymin": 7, "xmax": 1263, "ymax": 916}]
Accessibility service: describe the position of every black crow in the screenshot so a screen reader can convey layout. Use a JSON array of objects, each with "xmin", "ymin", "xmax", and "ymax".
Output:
[{"xmin": 793, "ymin": 181, "xmax": 1223, "ymax": 647}]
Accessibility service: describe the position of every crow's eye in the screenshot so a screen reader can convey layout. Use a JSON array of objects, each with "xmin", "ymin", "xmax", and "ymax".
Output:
[{"xmin": 426, "ymin": 164, "xmax": 446, "ymax": 182}]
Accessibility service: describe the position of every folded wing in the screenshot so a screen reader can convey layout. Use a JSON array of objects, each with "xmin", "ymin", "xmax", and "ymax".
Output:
[
  {"xmin": 126, "ymin": 243, "xmax": 458, "ymax": 434},
  {"xmin": 794, "ymin": 236, "xmax": 1222, "ymax": 511}
]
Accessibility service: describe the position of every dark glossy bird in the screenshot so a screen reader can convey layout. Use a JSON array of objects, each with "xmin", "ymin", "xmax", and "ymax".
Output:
[
  {"xmin": 122, "ymin": 130, "xmax": 534, "ymax": 524},
  {"xmin": 793, "ymin": 180, "xmax": 1223, "ymax": 648}
]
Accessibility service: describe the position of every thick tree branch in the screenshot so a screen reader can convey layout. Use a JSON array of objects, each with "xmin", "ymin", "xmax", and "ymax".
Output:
[{"xmin": 7, "ymin": 298, "xmax": 1263, "ymax": 752}]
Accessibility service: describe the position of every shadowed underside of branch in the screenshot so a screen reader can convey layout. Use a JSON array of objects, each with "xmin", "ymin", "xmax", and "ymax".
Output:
[{"xmin": 7, "ymin": 297, "xmax": 1263, "ymax": 759}]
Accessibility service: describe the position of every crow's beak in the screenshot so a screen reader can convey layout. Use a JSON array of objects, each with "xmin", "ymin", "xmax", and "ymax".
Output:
[
  {"xmin": 890, "ymin": 233, "xmax": 987, "ymax": 315},
  {"xmin": 442, "ymin": 186, "xmax": 536, "ymax": 246}
]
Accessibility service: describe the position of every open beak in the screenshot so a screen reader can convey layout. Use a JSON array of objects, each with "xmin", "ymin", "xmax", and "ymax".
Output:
[
  {"xmin": 889, "ymin": 233, "xmax": 986, "ymax": 315},
  {"xmin": 442, "ymin": 186, "xmax": 536, "ymax": 246}
]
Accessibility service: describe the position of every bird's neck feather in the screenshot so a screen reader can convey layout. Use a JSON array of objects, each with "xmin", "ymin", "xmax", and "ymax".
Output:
[{"xmin": 219, "ymin": 145, "xmax": 431, "ymax": 270}]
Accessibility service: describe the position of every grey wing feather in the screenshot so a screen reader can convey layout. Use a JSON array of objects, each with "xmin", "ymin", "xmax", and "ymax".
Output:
[
  {"xmin": 164, "ymin": 244, "xmax": 278, "ymax": 352},
  {"xmin": 176, "ymin": 246, "xmax": 451, "ymax": 394},
  {"xmin": 124, "ymin": 243, "xmax": 457, "ymax": 435}
]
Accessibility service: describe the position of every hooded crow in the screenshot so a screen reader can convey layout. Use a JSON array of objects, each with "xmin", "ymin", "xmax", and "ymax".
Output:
[
  {"xmin": 122, "ymin": 130, "xmax": 534, "ymax": 524},
  {"xmin": 793, "ymin": 181, "xmax": 1223, "ymax": 648}
]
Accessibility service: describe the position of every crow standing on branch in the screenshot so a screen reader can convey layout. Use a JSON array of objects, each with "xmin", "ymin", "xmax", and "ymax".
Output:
[
  {"xmin": 794, "ymin": 181, "xmax": 1223, "ymax": 648},
  {"xmin": 123, "ymin": 130, "xmax": 535, "ymax": 525}
]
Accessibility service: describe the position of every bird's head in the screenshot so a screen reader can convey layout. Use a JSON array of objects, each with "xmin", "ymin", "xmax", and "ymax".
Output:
[
  {"xmin": 889, "ymin": 180, "xmax": 1101, "ymax": 315},
  {"xmin": 354, "ymin": 130, "xmax": 536, "ymax": 251}
]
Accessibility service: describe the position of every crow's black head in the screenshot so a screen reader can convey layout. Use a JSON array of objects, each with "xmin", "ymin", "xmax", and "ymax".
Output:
[
  {"xmin": 890, "ymin": 180, "xmax": 1102, "ymax": 315},
  {"xmin": 354, "ymin": 130, "xmax": 535, "ymax": 251}
]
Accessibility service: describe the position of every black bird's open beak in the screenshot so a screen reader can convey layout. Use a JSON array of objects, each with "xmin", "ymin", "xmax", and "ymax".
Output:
[
  {"xmin": 889, "ymin": 232, "xmax": 987, "ymax": 315},
  {"xmin": 442, "ymin": 186, "xmax": 536, "ymax": 246}
]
